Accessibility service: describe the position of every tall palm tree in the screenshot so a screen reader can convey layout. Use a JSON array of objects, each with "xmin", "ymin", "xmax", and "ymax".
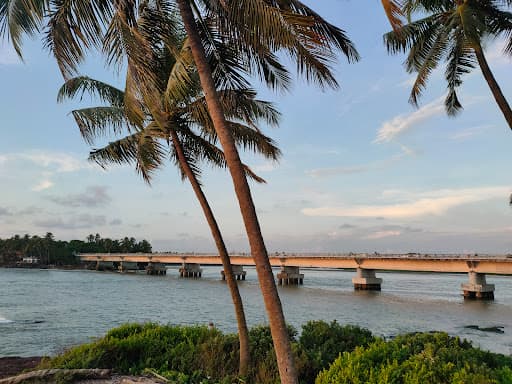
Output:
[
  {"xmin": 173, "ymin": 4, "xmax": 358, "ymax": 381},
  {"xmin": 57, "ymin": 11, "xmax": 281, "ymax": 374},
  {"xmin": 2, "ymin": 2, "xmax": 358, "ymax": 382},
  {"xmin": 384, "ymin": 0, "xmax": 512, "ymax": 129}
]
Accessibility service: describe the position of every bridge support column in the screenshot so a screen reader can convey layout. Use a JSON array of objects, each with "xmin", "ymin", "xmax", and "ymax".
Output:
[
  {"xmin": 462, "ymin": 272, "xmax": 494, "ymax": 300},
  {"xmin": 146, "ymin": 262, "xmax": 167, "ymax": 275},
  {"xmin": 179, "ymin": 263, "xmax": 202, "ymax": 278},
  {"xmin": 352, "ymin": 268, "xmax": 382, "ymax": 290},
  {"xmin": 221, "ymin": 265, "xmax": 246, "ymax": 281},
  {"xmin": 277, "ymin": 266, "xmax": 304, "ymax": 286},
  {"xmin": 118, "ymin": 261, "xmax": 138, "ymax": 273}
]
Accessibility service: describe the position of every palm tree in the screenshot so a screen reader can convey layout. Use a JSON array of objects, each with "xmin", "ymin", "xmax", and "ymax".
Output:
[
  {"xmin": 2, "ymin": 2, "xmax": 358, "ymax": 382},
  {"xmin": 172, "ymin": 4, "xmax": 359, "ymax": 382},
  {"xmin": 384, "ymin": 0, "xmax": 512, "ymax": 129},
  {"xmin": 57, "ymin": 8, "xmax": 282, "ymax": 374}
]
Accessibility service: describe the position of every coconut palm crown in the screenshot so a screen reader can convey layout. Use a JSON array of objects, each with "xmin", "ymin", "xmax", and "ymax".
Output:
[{"xmin": 384, "ymin": 0, "xmax": 512, "ymax": 129}]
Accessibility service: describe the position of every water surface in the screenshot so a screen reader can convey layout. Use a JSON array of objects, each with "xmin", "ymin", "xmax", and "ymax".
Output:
[{"xmin": 1, "ymin": 267, "xmax": 511, "ymax": 356}]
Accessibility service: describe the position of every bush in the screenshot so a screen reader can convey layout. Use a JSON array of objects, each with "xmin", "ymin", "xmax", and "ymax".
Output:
[
  {"xmin": 316, "ymin": 332, "xmax": 512, "ymax": 384},
  {"xmin": 41, "ymin": 323, "xmax": 239, "ymax": 382},
  {"xmin": 298, "ymin": 320, "xmax": 375, "ymax": 383},
  {"xmin": 38, "ymin": 321, "xmax": 377, "ymax": 383},
  {"xmin": 247, "ymin": 324, "xmax": 298, "ymax": 384}
]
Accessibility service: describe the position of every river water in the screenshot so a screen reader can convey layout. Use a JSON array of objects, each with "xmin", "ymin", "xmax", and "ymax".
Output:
[{"xmin": 1, "ymin": 267, "xmax": 511, "ymax": 357}]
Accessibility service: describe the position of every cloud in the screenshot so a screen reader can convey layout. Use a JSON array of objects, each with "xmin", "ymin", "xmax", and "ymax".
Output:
[
  {"xmin": 306, "ymin": 165, "xmax": 370, "ymax": 178},
  {"xmin": 34, "ymin": 214, "xmax": 107, "ymax": 229},
  {"xmin": 0, "ymin": 207, "xmax": 12, "ymax": 216},
  {"xmin": 20, "ymin": 152, "xmax": 91, "ymax": 173},
  {"xmin": 47, "ymin": 186, "xmax": 111, "ymax": 208},
  {"xmin": 364, "ymin": 230, "xmax": 402, "ymax": 239},
  {"xmin": 252, "ymin": 161, "xmax": 278, "ymax": 173},
  {"xmin": 109, "ymin": 218, "xmax": 122, "ymax": 226},
  {"xmin": 485, "ymin": 39, "xmax": 512, "ymax": 67},
  {"xmin": 32, "ymin": 180, "xmax": 54, "ymax": 191},
  {"xmin": 450, "ymin": 124, "xmax": 493, "ymax": 141},
  {"xmin": 375, "ymin": 97, "xmax": 445, "ymax": 143},
  {"xmin": 397, "ymin": 76, "xmax": 416, "ymax": 88},
  {"xmin": 302, "ymin": 186, "xmax": 510, "ymax": 219},
  {"xmin": 306, "ymin": 144, "xmax": 415, "ymax": 179},
  {"xmin": 17, "ymin": 206, "xmax": 44, "ymax": 216},
  {"xmin": 0, "ymin": 151, "xmax": 92, "ymax": 173}
]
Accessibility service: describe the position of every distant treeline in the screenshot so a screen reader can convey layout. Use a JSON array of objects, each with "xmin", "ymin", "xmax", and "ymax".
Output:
[{"xmin": 0, "ymin": 233, "xmax": 152, "ymax": 266}]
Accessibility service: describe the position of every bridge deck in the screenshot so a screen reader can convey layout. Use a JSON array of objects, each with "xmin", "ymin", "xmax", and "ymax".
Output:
[{"xmin": 78, "ymin": 253, "xmax": 512, "ymax": 275}]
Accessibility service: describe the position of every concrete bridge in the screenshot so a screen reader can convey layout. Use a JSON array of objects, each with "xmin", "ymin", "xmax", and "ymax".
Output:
[{"xmin": 78, "ymin": 252, "xmax": 512, "ymax": 300}]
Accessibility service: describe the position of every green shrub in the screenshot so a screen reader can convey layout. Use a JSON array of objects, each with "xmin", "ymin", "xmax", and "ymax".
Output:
[
  {"xmin": 247, "ymin": 324, "xmax": 298, "ymax": 384},
  {"xmin": 298, "ymin": 320, "xmax": 375, "ymax": 383},
  {"xmin": 38, "ymin": 321, "xmax": 385, "ymax": 383},
  {"xmin": 41, "ymin": 323, "xmax": 238, "ymax": 381},
  {"xmin": 315, "ymin": 332, "xmax": 512, "ymax": 384}
]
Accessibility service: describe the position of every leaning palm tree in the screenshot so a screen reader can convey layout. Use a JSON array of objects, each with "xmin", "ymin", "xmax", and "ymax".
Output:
[
  {"xmin": 384, "ymin": 0, "xmax": 512, "ymax": 129},
  {"xmin": 57, "ymin": 9, "xmax": 281, "ymax": 375},
  {"xmin": 2, "ymin": 2, "xmax": 359, "ymax": 382}
]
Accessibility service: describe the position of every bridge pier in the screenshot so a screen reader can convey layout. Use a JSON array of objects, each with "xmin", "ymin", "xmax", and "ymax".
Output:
[
  {"xmin": 277, "ymin": 266, "xmax": 304, "ymax": 286},
  {"xmin": 118, "ymin": 261, "xmax": 138, "ymax": 273},
  {"xmin": 96, "ymin": 261, "xmax": 114, "ymax": 271},
  {"xmin": 221, "ymin": 265, "xmax": 246, "ymax": 281},
  {"xmin": 145, "ymin": 262, "xmax": 167, "ymax": 275},
  {"xmin": 179, "ymin": 263, "xmax": 202, "ymax": 278},
  {"xmin": 462, "ymin": 272, "xmax": 495, "ymax": 300},
  {"xmin": 352, "ymin": 268, "xmax": 382, "ymax": 290}
]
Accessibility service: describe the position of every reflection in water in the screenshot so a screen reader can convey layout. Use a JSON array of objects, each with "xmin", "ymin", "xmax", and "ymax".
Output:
[{"xmin": 0, "ymin": 267, "xmax": 511, "ymax": 356}]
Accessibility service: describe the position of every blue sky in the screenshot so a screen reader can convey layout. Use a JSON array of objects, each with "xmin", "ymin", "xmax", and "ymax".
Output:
[{"xmin": 1, "ymin": 1, "xmax": 511, "ymax": 253}]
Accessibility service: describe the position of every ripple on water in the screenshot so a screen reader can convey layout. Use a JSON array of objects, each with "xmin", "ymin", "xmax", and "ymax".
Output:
[{"xmin": 0, "ymin": 267, "xmax": 511, "ymax": 357}]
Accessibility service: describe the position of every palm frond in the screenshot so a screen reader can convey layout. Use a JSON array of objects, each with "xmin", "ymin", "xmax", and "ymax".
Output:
[
  {"xmin": 89, "ymin": 131, "xmax": 166, "ymax": 184},
  {"xmin": 71, "ymin": 106, "xmax": 132, "ymax": 145},
  {"xmin": 0, "ymin": 0, "xmax": 46, "ymax": 58},
  {"xmin": 381, "ymin": 0, "xmax": 405, "ymax": 31},
  {"xmin": 43, "ymin": 0, "xmax": 112, "ymax": 78},
  {"xmin": 444, "ymin": 30, "xmax": 476, "ymax": 115},
  {"xmin": 57, "ymin": 76, "xmax": 125, "ymax": 107}
]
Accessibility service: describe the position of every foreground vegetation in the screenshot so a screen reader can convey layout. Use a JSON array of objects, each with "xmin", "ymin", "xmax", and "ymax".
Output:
[{"xmin": 38, "ymin": 322, "xmax": 512, "ymax": 384}]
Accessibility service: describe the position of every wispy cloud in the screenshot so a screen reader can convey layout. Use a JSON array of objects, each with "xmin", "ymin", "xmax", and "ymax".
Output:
[
  {"xmin": 306, "ymin": 144, "xmax": 415, "ymax": 178},
  {"xmin": 0, "ymin": 207, "xmax": 12, "ymax": 216},
  {"xmin": 485, "ymin": 39, "xmax": 512, "ymax": 67},
  {"xmin": 363, "ymin": 230, "xmax": 402, "ymax": 239},
  {"xmin": 32, "ymin": 180, "xmax": 54, "ymax": 192},
  {"xmin": 0, "ymin": 151, "xmax": 93, "ymax": 173},
  {"xmin": 302, "ymin": 186, "xmax": 510, "ymax": 219},
  {"xmin": 34, "ymin": 214, "xmax": 107, "ymax": 230},
  {"xmin": 252, "ymin": 161, "xmax": 278, "ymax": 173},
  {"xmin": 46, "ymin": 186, "xmax": 111, "ymax": 208},
  {"xmin": 375, "ymin": 97, "xmax": 445, "ymax": 143},
  {"xmin": 450, "ymin": 124, "xmax": 493, "ymax": 141}
]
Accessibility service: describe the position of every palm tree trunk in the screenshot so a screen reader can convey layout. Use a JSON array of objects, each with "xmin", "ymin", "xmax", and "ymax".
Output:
[
  {"xmin": 474, "ymin": 44, "xmax": 512, "ymax": 130},
  {"xmin": 169, "ymin": 129, "xmax": 250, "ymax": 376},
  {"xmin": 177, "ymin": 1, "xmax": 298, "ymax": 383}
]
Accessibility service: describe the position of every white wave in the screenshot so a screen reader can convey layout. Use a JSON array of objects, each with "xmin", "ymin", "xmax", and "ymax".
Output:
[{"xmin": 0, "ymin": 315, "xmax": 13, "ymax": 324}]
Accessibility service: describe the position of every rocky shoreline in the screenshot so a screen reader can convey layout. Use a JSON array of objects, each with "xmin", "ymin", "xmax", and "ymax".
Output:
[{"xmin": 0, "ymin": 357, "xmax": 43, "ymax": 379}]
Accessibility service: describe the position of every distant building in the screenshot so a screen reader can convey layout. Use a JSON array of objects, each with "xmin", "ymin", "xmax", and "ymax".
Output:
[{"xmin": 21, "ymin": 257, "xmax": 40, "ymax": 264}]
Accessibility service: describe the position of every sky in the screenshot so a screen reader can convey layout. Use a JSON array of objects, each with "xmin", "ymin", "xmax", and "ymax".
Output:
[{"xmin": 1, "ymin": 1, "xmax": 512, "ymax": 253}]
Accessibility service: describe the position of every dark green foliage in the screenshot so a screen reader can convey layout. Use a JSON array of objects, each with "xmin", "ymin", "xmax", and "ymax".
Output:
[
  {"xmin": 247, "ymin": 325, "xmax": 298, "ymax": 384},
  {"xmin": 0, "ymin": 233, "xmax": 152, "ymax": 266},
  {"xmin": 40, "ymin": 322, "xmax": 379, "ymax": 384},
  {"xmin": 299, "ymin": 320, "xmax": 375, "ymax": 383},
  {"xmin": 41, "ymin": 323, "xmax": 239, "ymax": 382},
  {"xmin": 316, "ymin": 332, "xmax": 512, "ymax": 384}
]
